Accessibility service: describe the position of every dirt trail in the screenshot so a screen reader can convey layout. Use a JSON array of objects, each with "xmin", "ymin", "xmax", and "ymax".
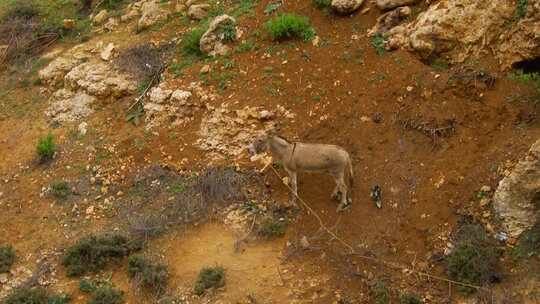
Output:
[{"xmin": 161, "ymin": 223, "xmax": 288, "ymax": 302}]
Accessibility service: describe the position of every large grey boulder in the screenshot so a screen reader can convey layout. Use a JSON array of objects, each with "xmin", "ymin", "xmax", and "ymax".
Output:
[{"xmin": 494, "ymin": 140, "xmax": 540, "ymax": 237}]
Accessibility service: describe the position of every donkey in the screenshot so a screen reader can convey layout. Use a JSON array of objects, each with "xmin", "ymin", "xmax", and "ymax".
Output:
[{"xmin": 247, "ymin": 134, "xmax": 354, "ymax": 212}]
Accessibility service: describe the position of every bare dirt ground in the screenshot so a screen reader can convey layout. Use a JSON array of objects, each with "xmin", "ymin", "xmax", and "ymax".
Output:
[{"xmin": 1, "ymin": 0, "xmax": 540, "ymax": 303}]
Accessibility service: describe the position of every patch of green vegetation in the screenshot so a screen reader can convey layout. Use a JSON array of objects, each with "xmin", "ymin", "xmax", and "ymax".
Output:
[
  {"xmin": 62, "ymin": 234, "xmax": 142, "ymax": 276},
  {"xmin": 127, "ymin": 255, "xmax": 168, "ymax": 294},
  {"xmin": 257, "ymin": 217, "xmax": 286, "ymax": 238},
  {"xmin": 312, "ymin": 0, "xmax": 331, "ymax": 9},
  {"xmin": 371, "ymin": 281, "xmax": 390, "ymax": 304},
  {"xmin": 36, "ymin": 133, "xmax": 56, "ymax": 163},
  {"xmin": 400, "ymin": 293, "xmax": 421, "ymax": 304},
  {"xmin": 265, "ymin": 13, "xmax": 315, "ymax": 42},
  {"xmin": 264, "ymin": 0, "xmax": 282, "ymax": 15},
  {"xmin": 170, "ymin": 182, "xmax": 186, "ymax": 194},
  {"xmin": 0, "ymin": 244, "xmax": 15, "ymax": 273},
  {"xmin": 430, "ymin": 58, "xmax": 449, "ymax": 70},
  {"xmin": 181, "ymin": 27, "xmax": 207, "ymax": 56},
  {"xmin": 211, "ymin": 71, "xmax": 237, "ymax": 91},
  {"xmin": 96, "ymin": 0, "xmax": 127, "ymax": 10},
  {"xmin": 222, "ymin": 58, "xmax": 235, "ymax": 69},
  {"xmin": 79, "ymin": 279, "xmax": 99, "ymax": 293},
  {"xmin": 264, "ymin": 84, "xmax": 279, "ymax": 96},
  {"xmin": 194, "ymin": 266, "xmax": 225, "ymax": 296},
  {"xmin": 232, "ymin": 0, "xmax": 256, "ymax": 17},
  {"xmin": 4, "ymin": 287, "xmax": 70, "ymax": 304},
  {"xmin": 508, "ymin": 70, "xmax": 540, "ymax": 94},
  {"xmin": 170, "ymin": 57, "xmax": 195, "ymax": 77},
  {"xmin": 217, "ymin": 20, "xmax": 236, "ymax": 42},
  {"xmin": 516, "ymin": 0, "xmax": 528, "ymax": 20},
  {"xmin": 50, "ymin": 180, "xmax": 70, "ymax": 201},
  {"xmin": 369, "ymin": 73, "xmax": 388, "ymax": 83},
  {"xmin": 513, "ymin": 223, "xmax": 540, "ymax": 259},
  {"xmin": 136, "ymin": 80, "xmax": 149, "ymax": 94},
  {"xmin": 446, "ymin": 224, "xmax": 499, "ymax": 294},
  {"xmin": 88, "ymin": 286, "xmax": 124, "ymax": 304},
  {"xmin": 262, "ymin": 66, "xmax": 274, "ymax": 77},
  {"xmin": 235, "ymin": 40, "xmax": 256, "ymax": 53},
  {"xmin": 371, "ymin": 34, "xmax": 387, "ymax": 56}
]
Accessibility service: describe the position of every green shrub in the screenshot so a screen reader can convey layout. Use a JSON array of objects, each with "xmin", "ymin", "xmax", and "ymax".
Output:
[
  {"xmin": 257, "ymin": 217, "xmax": 286, "ymax": 238},
  {"xmin": 217, "ymin": 21, "xmax": 236, "ymax": 42},
  {"xmin": 127, "ymin": 255, "xmax": 168, "ymax": 294},
  {"xmin": 371, "ymin": 281, "xmax": 389, "ymax": 304},
  {"xmin": 265, "ymin": 14, "xmax": 315, "ymax": 41},
  {"xmin": 371, "ymin": 34, "xmax": 387, "ymax": 56},
  {"xmin": 312, "ymin": 0, "xmax": 331, "ymax": 9},
  {"xmin": 513, "ymin": 222, "xmax": 540, "ymax": 258},
  {"xmin": 516, "ymin": 0, "xmax": 528, "ymax": 20},
  {"xmin": 400, "ymin": 293, "xmax": 421, "ymax": 304},
  {"xmin": 79, "ymin": 279, "xmax": 98, "ymax": 293},
  {"xmin": 194, "ymin": 266, "xmax": 225, "ymax": 295},
  {"xmin": 97, "ymin": 0, "xmax": 126, "ymax": 10},
  {"xmin": 50, "ymin": 181, "xmax": 70, "ymax": 200},
  {"xmin": 4, "ymin": 287, "xmax": 70, "ymax": 304},
  {"xmin": 181, "ymin": 27, "xmax": 207, "ymax": 56},
  {"xmin": 446, "ymin": 224, "xmax": 499, "ymax": 294},
  {"xmin": 62, "ymin": 234, "xmax": 142, "ymax": 276},
  {"xmin": 0, "ymin": 244, "xmax": 15, "ymax": 273},
  {"xmin": 508, "ymin": 70, "xmax": 540, "ymax": 94},
  {"xmin": 88, "ymin": 286, "xmax": 124, "ymax": 304},
  {"xmin": 36, "ymin": 133, "xmax": 56, "ymax": 163}
]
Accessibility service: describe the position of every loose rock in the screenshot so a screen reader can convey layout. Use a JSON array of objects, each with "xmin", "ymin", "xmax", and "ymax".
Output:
[{"xmin": 331, "ymin": 0, "xmax": 365, "ymax": 14}]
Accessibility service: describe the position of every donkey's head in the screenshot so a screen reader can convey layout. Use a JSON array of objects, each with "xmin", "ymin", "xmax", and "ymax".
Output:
[{"xmin": 247, "ymin": 134, "xmax": 269, "ymax": 156}]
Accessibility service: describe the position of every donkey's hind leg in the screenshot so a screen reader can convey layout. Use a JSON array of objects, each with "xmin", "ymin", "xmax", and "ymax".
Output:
[
  {"xmin": 335, "ymin": 174, "xmax": 350, "ymax": 212},
  {"xmin": 330, "ymin": 171, "xmax": 342, "ymax": 201}
]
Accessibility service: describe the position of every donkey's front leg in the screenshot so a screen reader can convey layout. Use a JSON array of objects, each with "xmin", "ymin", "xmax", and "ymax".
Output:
[{"xmin": 286, "ymin": 169, "xmax": 298, "ymax": 207}]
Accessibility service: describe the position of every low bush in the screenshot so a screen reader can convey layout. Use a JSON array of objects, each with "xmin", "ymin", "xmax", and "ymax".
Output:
[
  {"xmin": 371, "ymin": 34, "xmax": 387, "ymax": 56},
  {"xmin": 312, "ymin": 0, "xmax": 331, "ymax": 9},
  {"xmin": 257, "ymin": 217, "xmax": 286, "ymax": 238},
  {"xmin": 194, "ymin": 266, "xmax": 225, "ymax": 296},
  {"xmin": 181, "ymin": 27, "xmax": 207, "ymax": 56},
  {"xmin": 50, "ymin": 181, "xmax": 70, "ymax": 201},
  {"xmin": 265, "ymin": 14, "xmax": 315, "ymax": 41},
  {"xmin": 513, "ymin": 222, "xmax": 540, "ymax": 258},
  {"xmin": 36, "ymin": 133, "xmax": 56, "ymax": 163},
  {"xmin": 79, "ymin": 279, "xmax": 99, "ymax": 293},
  {"xmin": 446, "ymin": 224, "xmax": 499, "ymax": 294},
  {"xmin": 516, "ymin": 0, "xmax": 528, "ymax": 20},
  {"xmin": 0, "ymin": 244, "xmax": 15, "ymax": 273},
  {"xmin": 88, "ymin": 286, "xmax": 124, "ymax": 304},
  {"xmin": 400, "ymin": 293, "xmax": 421, "ymax": 304},
  {"xmin": 4, "ymin": 287, "xmax": 70, "ymax": 304},
  {"xmin": 62, "ymin": 234, "xmax": 142, "ymax": 276},
  {"xmin": 509, "ymin": 70, "xmax": 540, "ymax": 95},
  {"xmin": 194, "ymin": 167, "xmax": 245, "ymax": 203},
  {"xmin": 371, "ymin": 281, "xmax": 390, "ymax": 304},
  {"xmin": 127, "ymin": 255, "xmax": 168, "ymax": 294},
  {"xmin": 217, "ymin": 20, "xmax": 236, "ymax": 42}
]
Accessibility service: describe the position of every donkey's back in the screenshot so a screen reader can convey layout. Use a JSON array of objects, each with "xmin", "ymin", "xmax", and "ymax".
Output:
[{"xmin": 291, "ymin": 143, "xmax": 350, "ymax": 173}]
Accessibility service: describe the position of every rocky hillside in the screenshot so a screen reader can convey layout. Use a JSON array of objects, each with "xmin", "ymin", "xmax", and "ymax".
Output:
[{"xmin": 1, "ymin": 0, "xmax": 540, "ymax": 303}]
